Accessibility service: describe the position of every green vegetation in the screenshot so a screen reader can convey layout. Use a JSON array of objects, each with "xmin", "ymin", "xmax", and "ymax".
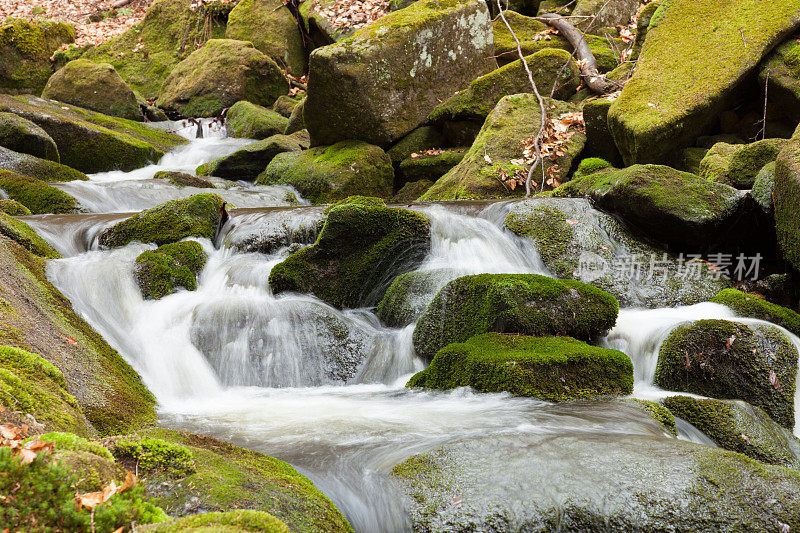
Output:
[
  {"xmin": 0, "ymin": 170, "xmax": 81, "ymax": 214},
  {"xmin": 0, "ymin": 146, "xmax": 88, "ymax": 182},
  {"xmin": 113, "ymin": 436, "xmax": 197, "ymax": 477},
  {"xmin": 225, "ymin": 100, "xmax": 289, "ymax": 139},
  {"xmin": 0, "ymin": 211, "xmax": 60, "ymax": 258},
  {"xmin": 711, "ymin": 288, "xmax": 800, "ymax": 336},
  {"xmin": 143, "ymin": 510, "xmax": 290, "ymax": 532},
  {"xmin": 0, "ymin": 112, "xmax": 58, "ymax": 162},
  {"xmin": 134, "ymin": 241, "xmax": 207, "ymax": 300},
  {"xmin": 0, "ymin": 18, "xmax": 76, "ymax": 94}
]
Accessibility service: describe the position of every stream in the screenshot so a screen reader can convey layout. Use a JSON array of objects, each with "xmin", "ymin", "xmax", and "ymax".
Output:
[{"xmin": 22, "ymin": 121, "xmax": 800, "ymax": 532}]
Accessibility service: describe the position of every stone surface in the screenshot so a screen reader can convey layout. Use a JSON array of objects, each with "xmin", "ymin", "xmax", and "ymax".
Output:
[
  {"xmin": 0, "ymin": 146, "xmax": 87, "ymax": 183},
  {"xmin": 773, "ymin": 125, "xmax": 800, "ymax": 270},
  {"xmin": 225, "ymin": 100, "xmax": 290, "ymax": 139},
  {"xmin": 0, "ymin": 170, "xmax": 82, "ymax": 214},
  {"xmin": 0, "ymin": 19, "xmax": 75, "ymax": 94},
  {"xmin": 0, "ymin": 112, "xmax": 59, "ymax": 161},
  {"xmin": 198, "ymin": 133, "xmax": 308, "ymax": 181}
]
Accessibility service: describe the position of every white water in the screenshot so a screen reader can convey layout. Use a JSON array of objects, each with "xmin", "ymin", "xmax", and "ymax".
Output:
[{"xmin": 28, "ymin": 131, "xmax": 800, "ymax": 531}]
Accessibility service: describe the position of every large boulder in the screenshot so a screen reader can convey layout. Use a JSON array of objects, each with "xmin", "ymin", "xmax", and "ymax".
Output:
[
  {"xmin": 0, "ymin": 170, "xmax": 81, "ymax": 214},
  {"xmin": 774, "ymin": 125, "xmax": 800, "ymax": 271},
  {"xmin": 753, "ymin": 161, "xmax": 776, "ymax": 214},
  {"xmin": 421, "ymin": 95, "xmax": 585, "ymax": 200},
  {"xmin": 0, "ymin": 211, "xmax": 59, "ymax": 259},
  {"xmin": 377, "ymin": 268, "xmax": 456, "ymax": 327},
  {"xmin": 397, "ymin": 149, "xmax": 465, "ymax": 185},
  {"xmin": 0, "ymin": 94, "xmax": 186, "ymax": 173},
  {"xmin": 157, "ymin": 39, "xmax": 289, "ymax": 118},
  {"xmin": 152, "ymin": 170, "xmax": 215, "ymax": 188},
  {"xmin": 41, "ymin": 59, "xmax": 143, "ymax": 122},
  {"xmin": 761, "ymin": 37, "xmax": 800, "ymax": 124},
  {"xmin": 571, "ymin": 0, "xmax": 638, "ymax": 32},
  {"xmin": 654, "ymin": 319, "xmax": 798, "ymax": 428},
  {"xmin": 698, "ymin": 138, "xmax": 786, "ymax": 188},
  {"xmin": 0, "ymin": 235, "xmax": 157, "ymax": 434},
  {"xmin": 0, "ymin": 19, "xmax": 76, "ymax": 94},
  {"xmin": 412, "ymin": 273, "xmax": 619, "ymax": 361},
  {"xmin": 225, "ymin": 0, "xmax": 306, "ymax": 75},
  {"xmin": 269, "ymin": 200, "xmax": 431, "ymax": 309},
  {"xmin": 607, "ymin": 0, "xmax": 800, "ymax": 164},
  {"xmin": 663, "ymin": 395, "xmax": 800, "ymax": 469},
  {"xmin": 225, "ymin": 100, "xmax": 290, "ymax": 139},
  {"xmin": 0, "ymin": 112, "xmax": 58, "ymax": 161},
  {"xmin": 553, "ymin": 164, "xmax": 760, "ymax": 252},
  {"xmin": 256, "ymin": 141, "xmax": 394, "ymax": 204},
  {"xmin": 711, "ymin": 288, "xmax": 800, "ymax": 336},
  {"xmin": 0, "ymin": 146, "xmax": 87, "ymax": 182},
  {"xmin": 304, "ymin": 0, "xmax": 497, "ymax": 146},
  {"xmin": 134, "ymin": 241, "xmax": 207, "ymax": 300},
  {"xmin": 386, "ymin": 126, "xmax": 446, "ymax": 165},
  {"xmin": 198, "ymin": 132, "xmax": 308, "ymax": 181},
  {"xmin": 99, "ymin": 194, "xmax": 226, "ymax": 248},
  {"xmin": 407, "ymin": 332, "xmax": 634, "ymax": 401}
]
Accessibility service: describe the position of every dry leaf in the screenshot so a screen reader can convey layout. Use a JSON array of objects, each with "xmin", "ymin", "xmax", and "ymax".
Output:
[
  {"xmin": 484, "ymin": 152, "xmax": 493, "ymax": 165},
  {"xmin": 725, "ymin": 335, "xmax": 735, "ymax": 349}
]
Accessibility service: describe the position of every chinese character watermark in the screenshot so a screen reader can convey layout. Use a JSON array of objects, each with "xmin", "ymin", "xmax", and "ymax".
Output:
[{"xmin": 575, "ymin": 252, "xmax": 763, "ymax": 282}]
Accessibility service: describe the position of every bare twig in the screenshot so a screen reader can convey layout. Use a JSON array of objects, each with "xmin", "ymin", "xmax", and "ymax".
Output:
[{"xmin": 756, "ymin": 69, "xmax": 769, "ymax": 141}]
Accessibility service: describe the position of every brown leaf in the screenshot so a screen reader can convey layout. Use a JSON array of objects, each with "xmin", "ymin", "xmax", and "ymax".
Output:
[
  {"xmin": 725, "ymin": 335, "xmax": 735, "ymax": 349},
  {"xmin": 769, "ymin": 370, "xmax": 783, "ymax": 391}
]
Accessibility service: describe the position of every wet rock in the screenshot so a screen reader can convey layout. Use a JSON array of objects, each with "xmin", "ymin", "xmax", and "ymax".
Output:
[
  {"xmin": 269, "ymin": 199, "xmax": 431, "ymax": 308},
  {"xmin": 0, "ymin": 19, "xmax": 75, "ymax": 94},
  {"xmin": 0, "ymin": 211, "xmax": 59, "ymax": 258},
  {"xmin": 0, "ymin": 146, "xmax": 87, "ymax": 183},
  {"xmin": 199, "ymin": 133, "xmax": 309, "ymax": 181},
  {"xmin": 153, "ymin": 170, "xmax": 216, "ymax": 188},
  {"xmin": 655, "ymin": 319, "xmax": 798, "ymax": 428},
  {"xmin": 157, "ymin": 39, "xmax": 288, "ymax": 118},
  {"xmin": 222, "ymin": 207, "xmax": 324, "ymax": 255},
  {"xmin": 134, "ymin": 241, "xmax": 207, "ymax": 300},
  {"xmin": 0, "ymin": 170, "xmax": 81, "ymax": 214},
  {"xmin": 225, "ymin": 100, "xmax": 290, "ymax": 139},
  {"xmin": 41, "ymin": 59, "xmax": 143, "ymax": 122},
  {"xmin": 710, "ymin": 288, "xmax": 800, "ymax": 337},
  {"xmin": 412, "ymin": 273, "xmax": 618, "ymax": 361},
  {"xmin": 0, "ymin": 112, "xmax": 59, "ymax": 161},
  {"xmin": 607, "ymin": 0, "xmax": 800, "ymax": 164},
  {"xmin": 408, "ymin": 332, "xmax": 633, "ymax": 400},
  {"xmin": 377, "ymin": 268, "xmax": 456, "ymax": 327},
  {"xmin": 698, "ymin": 139, "xmax": 786, "ymax": 189},
  {"xmin": 256, "ymin": 140, "xmax": 393, "ymax": 204},
  {"xmin": 304, "ymin": 0, "xmax": 496, "ymax": 146}
]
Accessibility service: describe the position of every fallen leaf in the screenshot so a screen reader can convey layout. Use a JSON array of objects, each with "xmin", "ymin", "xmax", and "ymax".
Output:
[
  {"xmin": 484, "ymin": 152, "xmax": 493, "ymax": 165},
  {"xmin": 769, "ymin": 370, "xmax": 783, "ymax": 391},
  {"xmin": 725, "ymin": 335, "xmax": 735, "ymax": 349}
]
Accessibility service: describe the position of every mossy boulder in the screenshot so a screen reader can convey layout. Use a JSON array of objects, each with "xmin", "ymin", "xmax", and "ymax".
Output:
[
  {"xmin": 663, "ymin": 396, "xmax": 800, "ymax": 469},
  {"xmin": 428, "ymin": 48, "xmax": 580, "ymax": 124},
  {"xmin": 0, "ymin": 170, "xmax": 81, "ymax": 214},
  {"xmin": 698, "ymin": 139, "xmax": 786, "ymax": 188},
  {"xmin": 298, "ymin": 0, "xmax": 356, "ymax": 47},
  {"xmin": 0, "ymin": 146, "xmax": 87, "ymax": 183},
  {"xmin": 199, "ymin": 133, "xmax": 309, "ymax": 181},
  {"xmin": 304, "ymin": 0, "xmax": 496, "ymax": 146},
  {"xmin": 421, "ymin": 95, "xmax": 585, "ymax": 200},
  {"xmin": 0, "ymin": 94, "xmax": 186, "ymax": 173},
  {"xmin": 257, "ymin": 141, "xmax": 393, "ymax": 204},
  {"xmin": 752, "ymin": 161, "xmax": 775, "ymax": 214},
  {"xmin": 0, "ymin": 199, "xmax": 30, "ymax": 216},
  {"xmin": 761, "ymin": 37, "xmax": 800, "ymax": 124},
  {"xmin": 225, "ymin": 0, "xmax": 306, "ymax": 75},
  {"xmin": 377, "ymin": 268, "xmax": 455, "ymax": 327},
  {"xmin": 141, "ymin": 510, "xmax": 290, "ymax": 532},
  {"xmin": 607, "ymin": 0, "xmax": 800, "ymax": 164},
  {"xmin": 0, "ymin": 112, "xmax": 58, "ymax": 161},
  {"xmin": 386, "ymin": 126, "xmax": 446, "ymax": 165},
  {"xmin": 553, "ymin": 164, "xmax": 756, "ymax": 251},
  {"xmin": 408, "ymin": 332, "xmax": 633, "ymax": 400},
  {"xmin": 99, "ymin": 193, "xmax": 226, "ymax": 248},
  {"xmin": 111, "ymin": 428, "xmax": 353, "ymax": 532},
  {"xmin": 226, "ymin": 100, "xmax": 290, "ymax": 139},
  {"xmin": 0, "ymin": 211, "xmax": 60, "ymax": 259},
  {"xmin": 654, "ymin": 319, "xmax": 798, "ymax": 428},
  {"xmin": 0, "ymin": 18, "xmax": 76, "ymax": 94},
  {"xmin": 134, "ymin": 241, "xmax": 207, "ymax": 300},
  {"xmin": 398, "ymin": 149, "xmax": 465, "ymax": 184},
  {"xmin": 285, "ymin": 97, "xmax": 305, "ymax": 135},
  {"xmin": 582, "ymin": 96, "xmax": 622, "ymax": 165},
  {"xmin": 0, "ymin": 236, "xmax": 157, "ymax": 434},
  {"xmin": 391, "ymin": 179, "xmax": 434, "ymax": 203},
  {"xmin": 269, "ymin": 201, "xmax": 431, "ymax": 309},
  {"xmin": 272, "ymin": 95, "xmax": 301, "ymax": 117},
  {"xmin": 153, "ymin": 170, "xmax": 216, "ymax": 188},
  {"xmin": 41, "ymin": 59, "xmax": 143, "ymax": 121},
  {"xmin": 571, "ymin": 0, "xmax": 638, "ymax": 33},
  {"xmin": 772, "ymin": 125, "xmax": 800, "ymax": 271},
  {"xmin": 157, "ymin": 39, "xmax": 289, "ymax": 118},
  {"xmin": 711, "ymin": 288, "xmax": 800, "ymax": 337},
  {"xmin": 412, "ymin": 273, "xmax": 618, "ymax": 361},
  {"xmin": 630, "ymin": 398, "xmax": 677, "ymax": 436},
  {"xmin": 573, "ymin": 157, "xmax": 611, "ymax": 179},
  {"xmin": 0, "ymin": 346, "xmax": 94, "ymax": 436}
]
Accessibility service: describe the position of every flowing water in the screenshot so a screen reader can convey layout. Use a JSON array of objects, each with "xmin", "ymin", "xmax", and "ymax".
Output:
[{"xmin": 24, "ymin": 124, "xmax": 800, "ymax": 531}]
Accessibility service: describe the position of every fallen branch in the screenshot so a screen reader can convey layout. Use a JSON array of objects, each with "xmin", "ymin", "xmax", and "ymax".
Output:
[{"xmin": 537, "ymin": 13, "xmax": 620, "ymax": 95}]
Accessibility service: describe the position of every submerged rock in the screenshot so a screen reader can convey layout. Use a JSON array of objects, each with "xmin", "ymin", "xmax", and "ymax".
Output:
[
  {"xmin": 134, "ymin": 241, "xmax": 207, "ymax": 300},
  {"xmin": 225, "ymin": 100, "xmax": 290, "ymax": 139},
  {"xmin": 655, "ymin": 319, "xmax": 798, "ymax": 428},
  {"xmin": 41, "ymin": 59, "xmax": 143, "ymax": 122},
  {"xmin": 0, "ymin": 146, "xmax": 87, "ymax": 183},
  {"xmin": 408, "ymin": 332, "xmax": 633, "ymax": 401},
  {"xmin": 304, "ymin": 0, "xmax": 496, "ymax": 146},
  {"xmin": 0, "ymin": 112, "xmax": 59, "ymax": 161},
  {"xmin": 152, "ymin": 170, "xmax": 216, "ymax": 188},
  {"xmin": 0, "ymin": 170, "xmax": 81, "ymax": 214},
  {"xmin": 412, "ymin": 273, "xmax": 619, "ymax": 361},
  {"xmin": 377, "ymin": 268, "xmax": 456, "ymax": 327},
  {"xmin": 0, "ymin": 18, "xmax": 76, "ymax": 94},
  {"xmin": 269, "ymin": 200, "xmax": 431, "ymax": 309},
  {"xmin": 199, "ymin": 132, "xmax": 309, "ymax": 181}
]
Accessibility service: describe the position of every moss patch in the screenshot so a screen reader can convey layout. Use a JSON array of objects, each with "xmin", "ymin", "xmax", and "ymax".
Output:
[
  {"xmin": 0, "ymin": 199, "xmax": 30, "ymax": 216},
  {"xmin": 0, "ymin": 18, "xmax": 76, "ymax": 94},
  {"xmin": 225, "ymin": 100, "xmax": 290, "ymax": 139},
  {"xmin": 134, "ymin": 241, "xmax": 207, "ymax": 300},
  {"xmin": 0, "ymin": 146, "xmax": 88, "ymax": 183},
  {"xmin": 153, "ymin": 170, "xmax": 215, "ymax": 188},
  {"xmin": 711, "ymin": 288, "xmax": 800, "ymax": 336},
  {"xmin": 0, "ymin": 211, "xmax": 60, "ymax": 258},
  {"xmin": 0, "ymin": 170, "xmax": 81, "ymax": 214},
  {"xmin": 142, "ymin": 510, "xmax": 290, "ymax": 532},
  {"xmin": 0, "ymin": 112, "xmax": 58, "ymax": 161}
]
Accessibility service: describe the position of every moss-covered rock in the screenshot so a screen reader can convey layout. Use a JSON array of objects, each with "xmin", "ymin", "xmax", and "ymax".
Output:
[
  {"xmin": 257, "ymin": 140, "xmax": 393, "ymax": 204},
  {"xmin": 226, "ymin": 100, "xmax": 290, "ymax": 139},
  {"xmin": 304, "ymin": 0, "xmax": 496, "ymax": 146},
  {"xmin": 573, "ymin": 157, "xmax": 611, "ymax": 179},
  {"xmin": 99, "ymin": 194, "xmax": 226, "ymax": 247},
  {"xmin": 153, "ymin": 170, "xmax": 215, "ymax": 188},
  {"xmin": 630, "ymin": 398, "xmax": 677, "ymax": 436},
  {"xmin": 398, "ymin": 149, "xmax": 465, "ymax": 184},
  {"xmin": 269, "ymin": 201, "xmax": 430, "ymax": 308},
  {"xmin": 157, "ymin": 39, "xmax": 288, "ymax": 118},
  {"xmin": 273, "ymin": 95, "xmax": 301, "ymax": 118},
  {"xmin": 775, "ymin": 126, "xmax": 800, "ymax": 271},
  {"xmin": 711, "ymin": 288, "xmax": 800, "ymax": 336},
  {"xmin": 0, "ymin": 346, "xmax": 94, "ymax": 436},
  {"xmin": 0, "ymin": 170, "xmax": 81, "ymax": 214},
  {"xmin": 391, "ymin": 179, "xmax": 434, "ymax": 203},
  {"xmin": 761, "ymin": 37, "xmax": 800, "ymax": 124},
  {"xmin": 285, "ymin": 98, "xmax": 305, "ymax": 135},
  {"xmin": 377, "ymin": 268, "xmax": 454, "ymax": 327},
  {"xmin": 0, "ymin": 199, "xmax": 30, "ymax": 216},
  {"xmin": 655, "ymin": 319, "xmax": 797, "ymax": 428},
  {"xmin": 41, "ymin": 59, "xmax": 143, "ymax": 122},
  {"xmin": 0, "ymin": 112, "xmax": 58, "ymax": 161},
  {"xmin": 553, "ymin": 164, "xmax": 756, "ymax": 251},
  {"xmin": 663, "ymin": 396, "xmax": 800, "ymax": 468},
  {"xmin": 298, "ymin": 0, "xmax": 356, "ymax": 47},
  {"xmin": 607, "ymin": 0, "xmax": 800, "ymax": 164},
  {"xmin": 198, "ymin": 133, "xmax": 308, "ymax": 181},
  {"xmin": 421, "ymin": 95, "xmax": 585, "ymax": 200},
  {"xmin": 408, "ymin": 332, "xmax": 633, "ymax": 400},
  {"xmin": 111, "ymin": 428, "xmax": 354, "ymax": 532},
  {"xmin": 0, "ymin": 18, "xmax": 76, "ymax": 94},
  {"xmin": 412, "ymin": 273, "xmax": 618, "ymax": 361},
  {"xmin": 0, "ymin": 211, "xmax": 59, "ymax": 259},
  {"xmin": 386, "ymin": 126, "xmax": 446, "ymax": 165},
  {"xmin": 698, "ymin": 139, "xmax": 786, "ymax": 188},
  {"xmin": 134, "ymin": 241, "xmax": 207, "ymax": 300},
  {"xmin": 225, "ymin": 0, "xmax": 306, "ymax": 75},
  {"xmin": 752, "ymin": 161, "xmax": 775, "ymax": 214},
  {"xmin": 0, "ymin": 146, "xmax": 88, "ymax": 183},
  {"xmin": 571, "ymin": 0, "xmax": 638, "ymax": 33},
  {"xmin": 582, "ymin": 96, "xmax": 622, "ymax": 165},
  {"xmin": 0, "ymin": 236, "xmax": 157, "ymax": 434},
  {"xmin": 0, "ymin": 94, "xmax": 186, "ymax": 173},
  {"xmin": 142, "ymin": 510, "xmax": 290, "ymax": 532}
]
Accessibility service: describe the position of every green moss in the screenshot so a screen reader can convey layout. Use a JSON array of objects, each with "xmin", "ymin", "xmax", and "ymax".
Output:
[
  {"xmin": 752, "ymin": 161, "xmax": 775, "ymax": 213},
  {"xmin": 412, "ymin": 273, "xmax": 619, "ymax": 361},
  {"xmin": 710, "ymin": 288, "xmax": 800, "ymax": 337},
  {"xmin": 775, "ymin": 127, "xmax": 800, "ymax": 270},
  {"xmin": 0, "ymin": 211, "xmax": 60, "ymax": 258},
  {"xmin": 113, "ymin": 436, "xmax": 197, "ymax": 477},
  {"xmin": 761, "ymin": 37, "xmax": 800, "ymax": 124},
  {"xmin": 398, "ymin": 149, "xmax": 465, "ymax": 183},
  {"xmin": 144, "ymin": 510, "xmax": 290, "ymax": 532},
  {"xmin": 134, "ymin": 241, "xmax": 207, "ymax": 300},
  {"xmin": 226, "ymin": 100, "xmax": 289, "ymax": 139},
  {"xmin": 153, "ymin": 170, "xmax": 215, "ymax": 188},
  {"xmin": 391, "ymin": 179, "xmax": 434, "ymax": 203},
  {"xmin": 573, "ymin": 157, "xmax": 611, "ymax": 179},
  {"xmin": 631, "ymin": 399, "xmax": 677, "ymax": 436},
  {"xmin": 0, "ymin": 170, "xmax": 81, "ymax": 214},
  {"xmin": 197, "ymin": 133, "xmax": 308, "ymax": 181},
  {"xmin": 581, "ymin": 97, "xmax": 622, "ymax": 165},
  {"xmin": 99, "ymin": 193, "xmax": 225, "ymax": 247},
  {"xmin": 272, "ymin": 95, "xmax": 302, "ymax": 118},
  {"xmin": 699, "ymin": 139, "xmax": 785, "ymax": 188},
  {"xmin": 0, "ymin": 145, "xmax": 88, "ymax": 182},
  {"xmin": 33, "ymin": 432, "xmax": 114, "ymax": 461},
  {"xmin": 655, "ymin": 319, "xmax": 797, "ymax": 428},
  {"xmin": 257, "ymin": 140, "xmax": 394, "ymax": 204},
  {"xmin": 386, "ymin": 126, "xmax": 446, "ymax": 164},
  {"xmin": 0, "ymin": 18, "xmax": 76, "ymax": 94},
  {"xmin": 0, "ymin": 112, "xmax": 58, "ymax": 161},
  {"xmin": 269, "ymin": 203, "xmax": 430, "ymax": 308},
  {"xmin": 0, "ymin": 199, "xmax": 31, "ymax": 215},
  {"xmin": 407, "ymin": 333, "xmax": 633, "ymax": 401}
]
